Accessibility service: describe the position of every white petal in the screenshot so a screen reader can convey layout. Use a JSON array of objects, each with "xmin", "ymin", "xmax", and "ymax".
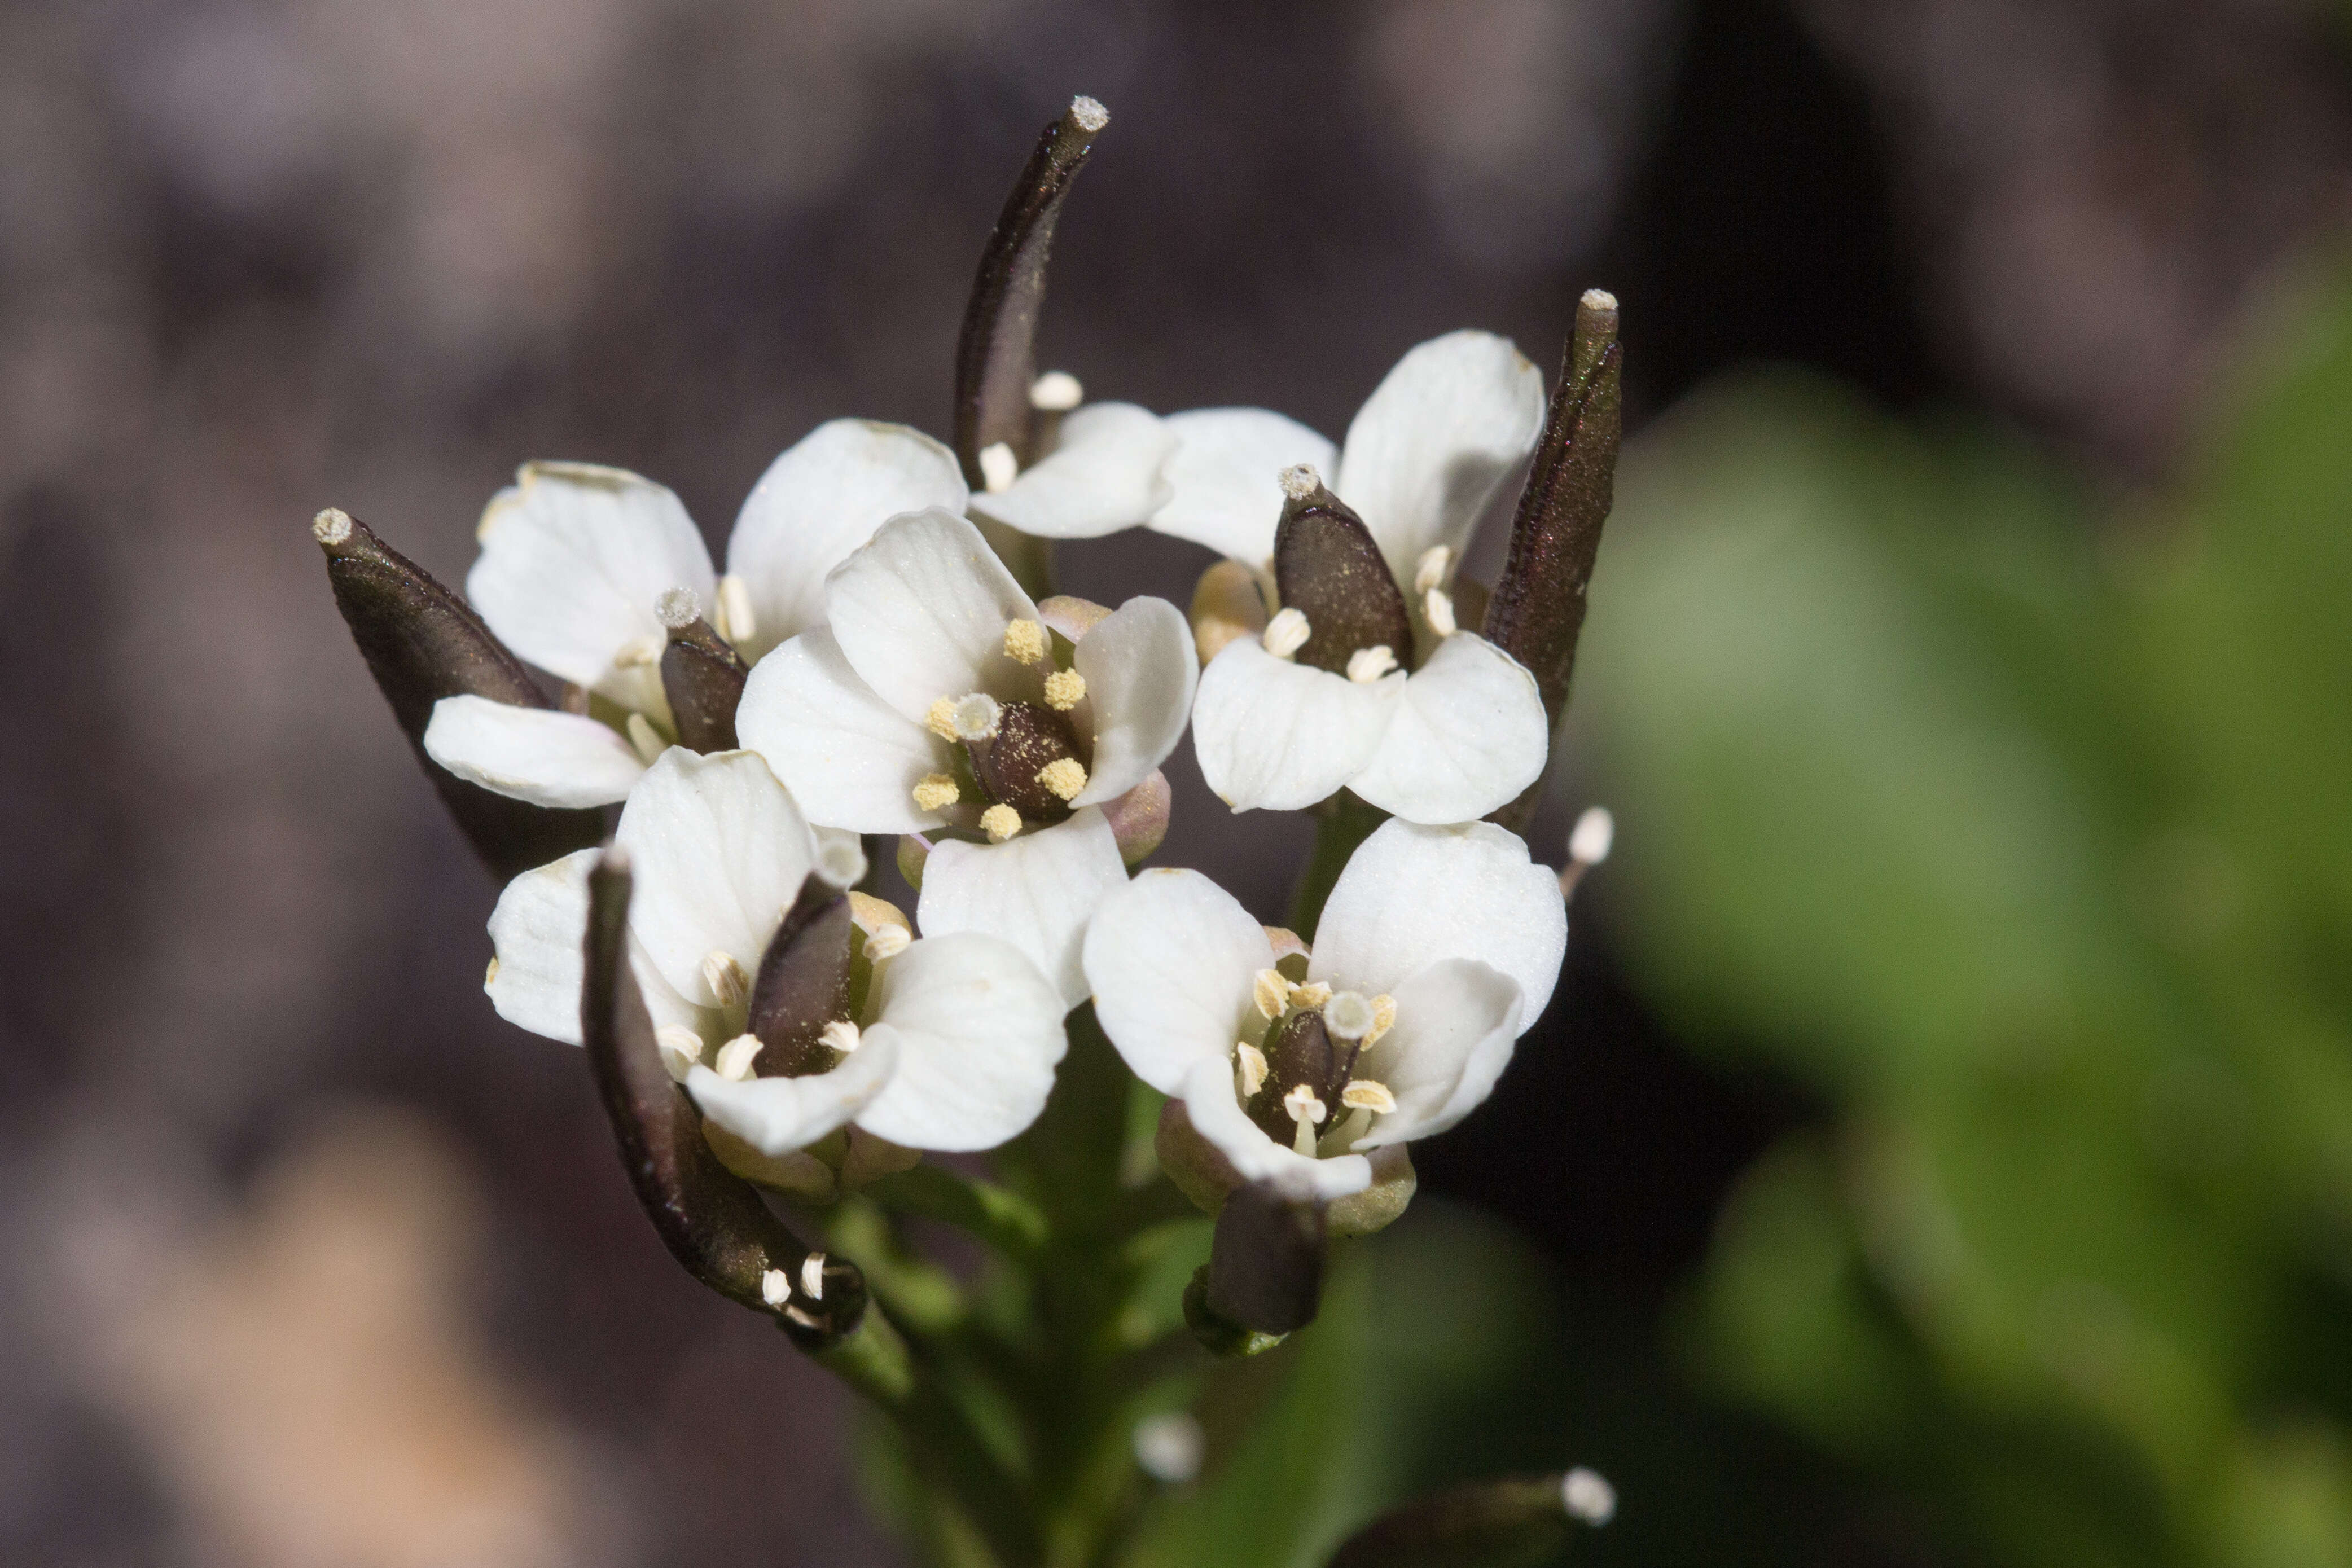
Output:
[
  {"xmin": 824, "ymin": 507, "xmax": 1039, "ymax": 722},
  {"xmin": 1348, "ymin": 959, "xmax": 1522, "ymax": 1148},
  {"xmin": 467, "ymin": 462, "xmax": 716, "ymax": 713},
  {"xmin": 423, "ymin": 695, "xmax": 646, "ymax": 808},
  {"xmin": 485, "ymin": 849, "xmax": 599, "ymax": 1044},
  {"xmin": 614, "ymin": 749, "xmax": 817, "ymax": 1006},
  {"xmin": 1309, "ymin": 818, "xmax": 1567, "ymax": 1033},
  {"xmin": 735, "ymin": 627, "xmax": 949, "ymax": 833},
  {"xmin": 1178, "ymin": 1057, "xmax": 1372, "ymax": 1202},
  {"xmin": 970, "ymin": 402, "xmax": 1176, "ymax": 540},
  {"xmin": 853, "ymin": 933, "xmax": 1069, "ymax": 1151},
  {"xmin": 1191, "ymin": 637, "xmax": 1399, "ymax": 812},
  {"xmin": 1072, "ymin": 596, "xmax": 1199, "ymax": 805},
  {"xmin": 724, "ymin": 420, "xmax": 969, "ymax": 664},
  {"xmin": 1147, "ymin": 407, "xmax": 1336, "ymax": 566},
  {"xmin": 1347, "ymin": 634, "xmax": 1548, "ymax": 824},
  {"xmin": 1083, "ymin": 867, "xmax": 1273, "ymax": 1094},
  {"xmin": 686, "ymin": 1033, "xmax": 902, "ymax": 1156},
  {"xmin": 1332, "ymin": 331, "xmax": 1546, "ymax": 583},
  {"xmin": 916, "ymin": 808, "xmax": 1126, "ymax": 1009}
]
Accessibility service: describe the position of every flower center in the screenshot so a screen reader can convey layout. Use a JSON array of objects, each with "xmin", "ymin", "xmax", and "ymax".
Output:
[{"xmin": 1238, "ymin": 981, "xmax": 1398, "ymax": 1156}]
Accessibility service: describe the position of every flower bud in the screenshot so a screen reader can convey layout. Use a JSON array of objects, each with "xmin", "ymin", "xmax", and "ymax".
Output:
[
  {"xmin": 1102, "ymin": 771, "xmax": 1171, "ymax": 866},
  {"xmin": 311, "ymin": 508, "xmax": 604, "ymax": 879},
  {"xmin": 1190, "ymin": 559, "xmax": 1269, "ymax": 665}
]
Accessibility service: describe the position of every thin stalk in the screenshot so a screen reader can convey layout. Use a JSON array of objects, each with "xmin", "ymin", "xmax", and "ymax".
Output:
[{"xmin": 1287, "ymin": 792, "xmax": 1389, "ymax": 941}]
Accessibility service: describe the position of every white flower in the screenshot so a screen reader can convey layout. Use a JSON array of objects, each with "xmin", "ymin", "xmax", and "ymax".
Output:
[
  {"xmin": 1082, "ymin": 817, "xmax": 1566, "ymax": 1201},
  {"xmin": 482, "ymin": 748, "xmax": 1066, "ymax": 1158},
  {"xmin": 735, "ymin": 506, "xmax": 1197, "ymax": 1006},
  {"xmin": 423, "ymin": 422, "xmax": 968, "ymax": 809},
  {"xmin": 974, "ymin": 331, "xmax": 1551, "ymax": 824}
]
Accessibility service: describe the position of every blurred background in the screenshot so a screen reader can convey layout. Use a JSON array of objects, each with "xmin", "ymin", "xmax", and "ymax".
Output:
[{"xmin": 4, "ymin": 1, "xmax": 2350, "ymax": 1563}]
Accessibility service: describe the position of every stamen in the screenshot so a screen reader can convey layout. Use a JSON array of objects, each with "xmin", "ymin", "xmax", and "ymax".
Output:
[
  {"xmin": 801, "ymin": 1253, "xmax": 827, "ymax": 1301},
  {"xmin": 1340, "ymin": 1079, "xmax": 1397, "ymax": 1115},
  {"xmin": 714, "ymin": 1033, "xmax": 763, "ymax": 1081},
  {"xmin": 863, "ymin": 924, "xmax": 911, "ymax": 961},
  {"xmin": 311, "ymin": 507, "xmax": 354, "ymax": 545},
  {"xmin": 1570, "ymin": 805, "xmax": 1615, "ymax": 866},
  {"xmin": 912, "ymin": 773, "xmax": 962, "ymax": 812},
  {"xmin": 1253, "ymin": 968, "xmax": 1292, "ymax": 1020},
  {"xmin": 702, "ymin": 950, "xmax": 751, "ymax": 1009},
  {"xmin": 614, "ymin": 634, "xmax": 664, "ymax": 669},
  {"xmin": 1262, "ymin": 607, "xmax": 1311, "ymax": 660},
  {"xmin": 979, "ymin": 442, "xmax": 1019, "ymax": 494},
  {"xmin": 761, "ymin": 1268, "xmax": 791, "ymax": 1306},
  {"xmin": 716, "ymin": 574, "xmax": 756, "ymax": 645},
  {"xmin": 1345, "ymin": 645, "xmax": 1398, "ymax": 683},
  {"xmin": 926, "ymin": 697, "xmax": 960, "ymax": 742},
  {"xmin": 1283, "ymin": 1083, "xmax": 1327, "ymax": 1156},
  {"xmin": 1324, "ymin": 990, "xmax": 1376, "ymax": 1042},
  {"xmin": 1043, "ymin": 669, "xmax": 1087, "ymax": 710},
  {"xmin": 980, "ymin": 804, "xmax": 1022, "ymax": 843},
  {"xmin": 1235, "ymin": 1042, "xmax": 1269, "ymax": 1097},
  {"xmin": 1364, "ymin": 993, "xmax": 1398, "ymax": 1048},
  {"xmin": 1029, "ymin": 370, "xmax": 1084, "ymax": 411},
  {"xmin": 820, "ymin": 1020, "xmax": 862, "ymax": 1054},
  {"xmin": 951, "ymin": 692, "xmax": 1003, "ymax": 741},
  {"xmin": 484, "ymin": 955, "xmax": 500, "ymax": 986},
  {"xmin": 1278, "ymin": 463, "xmax": 1320, "ymax": 501},
  {"xmin": 1003, "ymin": 618, "xmax": 1050, "ymax": 664},
  {"xmin": 656, "ymin": 1024, "xmax": 704, "ymax": 1082},
  {"xmin": 1413, "ymin": 545, "xmax": 1452, "ymax": 595},
  {"xmin": 1290, "ymin": 981, "xmax": 1333, "ymax": 1010},
  {"xmin": 655, "ymin": 586, "xmax": 700, "ymax": 630},
  {"xmin": 1423, "ymin": 586, "xmax": 1456, "ymax": 637},
  {"xmin": 1035, "ymin": 757, "xmax": 1087, "ymax": 801},
  {"xmin": 626, "ymin": 711, "xmax": 668, "ymax": 765},
  {"xmin": 1562, "ymin": 1468, "xmax": 1617, "ymax": 1526}
]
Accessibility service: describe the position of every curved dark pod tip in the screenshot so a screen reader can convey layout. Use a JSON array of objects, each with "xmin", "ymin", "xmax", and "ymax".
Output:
[
  {"xmin": 1273, "ymin": 469, "xmax": 1415, "ymax": 676},
  {"xmin": 1481, "ymin": 292, "xmax": 1622, "ymax": 829},
  {"xmin": 656, "ymin": 588, "xmax": 749, "ymax": 752},
  {"xmin": 953, "ymin": 95, "xmax": 1109, "ymax": 486},
  {"xmin": 1324, "ymin": 1473, "xmax": 1601, "ymax": 1568},
  {"xmin": 311, "ymin": 508, "xmax": 607, "ymax": 880},
  {"xmin": 582, "ymin": 851, "xmax": 867, "ymax": 1351}
]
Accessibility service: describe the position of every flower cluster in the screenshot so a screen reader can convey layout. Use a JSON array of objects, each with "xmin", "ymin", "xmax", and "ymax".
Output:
[{"xmin": 313, "ymin": 95, "xmax": 1622, "ymax": 1378}]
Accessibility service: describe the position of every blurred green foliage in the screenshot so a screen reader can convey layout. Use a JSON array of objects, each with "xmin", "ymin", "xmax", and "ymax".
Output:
[{"xmin": 1577, "ymin": 257, "xmax": 2352, "ymax": 1566}]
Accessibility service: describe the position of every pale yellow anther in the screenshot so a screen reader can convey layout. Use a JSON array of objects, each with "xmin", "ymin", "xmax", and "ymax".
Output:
[
  {"xmin": 927, "ymin": 697, "xmax": 960, "ymax": 741},
  {"xmin": 801, "ymin": 1254, "xmax": 828, "ymax": 1301},
  {"xmin": 1346, "ymin": 645, "xmax": 1398, "ymax": 683},
  {"xmin": 912, "ymin": 773, "xmax": 962, "ymax": 812},
  {"xmin": 716, "ymin": 574, "xmax": 757, "ymax": 646},
  {"xmin": 1029, "ymin": 370, "xmax": 1084, "ymax": 411},
  {"xmin": 1364, "ymin": 993, "xmax": 1398, "ymax": 1048},
  {"xmin": 1424, "ymin": 586, "xmax": 1457, "ymax": 638},
  {"xmin": 1003, "ymin": 618, "xmax": 1050, "ymax": 664},
  {"xmin": 484, "ymin": 955, "xmax": 500, "ymax": 987},
  {"xmin": 1043, "ymin": 668, "xmax": 1087, "ymax": 710},
  {"xmin": 1341, "ymin": 1079, "xmax": 1397, "ymax": 1115},
  {"xmin": 1235, "ymin": 1042, "xmax": 1269, "ymax": 1097},
  {"xmin": 862, "ymin": 924, "xmax": 911, "ymax": 961},
  {"xmin": 1413, "ymin": 545, "xmax": 1452, "ymax": 596},
  {"xmin": 1262, "ymin": 607, "xmax": 1311, "ymax": 660},
  {"xmin": 613, "ymin": 634, "xmax": 664, "ymax": 669},
  {"xmin": 702, "ymin": 950, "xmax": 751, "ymax": 1009},
  {"xmin": 1291, "ymin": 981, "xmax": 1333, "ymax": 1010},
  {"xmin": 1036, "ymin": 757, "xmax": 1088, "ymax": 802},
  {"xmin": 761, "ymin": 1268, "xmax": 791, "ymax": 1306},
  {"xmin": 981, "ymin": 804, "xmax": 1023, "ymax": 843},
  {"xmin": 714, "ymin": 1033, "xmax": 763, "ymax": 1081},
  {"xmin": 980, "ymin": 442, "xmax": 1019, "ymax": 494},
  {"xmin": 820, "ymin": 1020, "xmax": 862, "ymax": 1055},
  {"xmin": 1253, "ymin": 968, "xmax": 1292, "ymax": 1020},
  {"xmin": 626, "ymin": 711, "xmax": 668, "ymax": 765},
  {"xmin": 656, "ymin": 1024, "xmax": 704, "ymax": 1083}
]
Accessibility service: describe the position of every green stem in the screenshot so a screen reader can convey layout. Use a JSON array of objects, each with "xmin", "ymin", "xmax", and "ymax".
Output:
[
  {"xmin": 1287, "ymin": 791, "xmax": 1389, "ymax": 941},
  {"xmin": 867, "ymin": 1163, "xmax": 1050, "ymax": 1263},
  {"xmin": 814, "ymin": 1304, "xmax": 917, "ymax": 1407}
]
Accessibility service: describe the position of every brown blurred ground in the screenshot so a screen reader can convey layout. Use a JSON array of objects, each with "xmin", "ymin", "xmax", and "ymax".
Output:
[{"xmin": 0, "ymin": 2, "xmax": 2345, "ymax": 1564}]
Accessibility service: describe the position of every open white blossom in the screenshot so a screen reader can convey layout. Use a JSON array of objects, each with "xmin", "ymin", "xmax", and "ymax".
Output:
[
  {"xmin": 735, "ymin": 507, "xmax": 1196, "ymax": 1005},
  {"xmin": 1082, "ymin": 817, "xmax": 1566, "ymax": 1201},
  {"xmin": 481, "ymin": 749, "xmax": 1066, "ymax": 1160},
  {"xmin": 423, "ymin": 421, "xmax": 968, "ymax": 809}
]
